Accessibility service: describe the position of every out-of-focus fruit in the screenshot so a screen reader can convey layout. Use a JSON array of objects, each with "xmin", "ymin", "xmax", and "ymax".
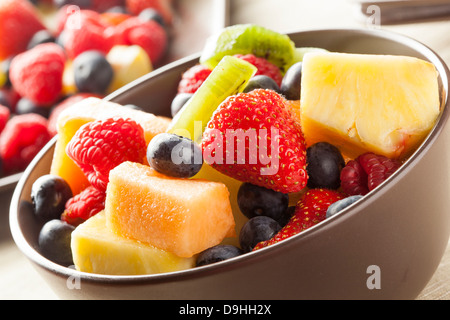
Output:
[
  {"xmin": 239, "ymin": 216, "xmax": 281, "ymax": 253},
  {"xmin": 125, "ymin": 0, "xmax": 174, "ymax": 24},
  {"xmin": 9, "ymin": 43, "xmax": 66, "ymax": 105},
  {"xmin": 280, "ymin": 62, "xmax": 302, "ymax": 100},
  {"xmin": 38, "ymin": 219, "xmax": 75, "ymax": 267},
  {"xmin": 27, "ymin": 29, "xmax": 56, "ymax": 50},
  {"xmin": 168, "ymin": 55, "xmax": 257, "ymax": 143},
  {"xmin": 50, "ymin": 97, "xmax": 171, "ymax": 195},
  {"xmin": 105, "ymin": 161, "xmax": 236, "ymax": 258},
  {"xmin": 147, "ymin": 133, "xmax": 203, "ymax": 178},
  {"xmin": 300, "ymin": 52, "xmax": 441, "ymax": 159},
  {"xmin": 0, "ymin": 105, "xmax": 10, "ymax": 134},
  {"xmin": 31, "ymin": 174, "xmax": 73, "ymax": 222},
  {"xmin": 71, "ymin": 211, "xmax": 196, "ymax": 275},
  {"xmin": 196, "ymin": 244, "xmax": 243, "ymax": 267},
  {"xmin": 200, "ymin": 24, "xmax": 296, "ymax": 72},
  {"xmin": 0, "ymin": 0, "xmax": 46, "ymax": 60},
  {"xmin": 73, "ymin": 50, "xmax": 114, "ymax": 94},
  {"xmin": 106, "ymin": 45, "xmax": 152, "ymax": 93}
]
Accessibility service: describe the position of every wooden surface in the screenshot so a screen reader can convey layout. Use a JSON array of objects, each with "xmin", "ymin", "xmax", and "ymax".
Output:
[{"xmin": 1, "ymin": 0, "xmax": 450, "ymax": 300}]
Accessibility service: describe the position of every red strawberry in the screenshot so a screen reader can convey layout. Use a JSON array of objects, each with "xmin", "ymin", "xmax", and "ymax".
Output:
[
  {"xmin": 201, "ymin": 89, "xmax": 308, "ymax": 194},
  {"xmin": 177, "ymin": 64, "xmax": 212, "ymax": 94},
  {"xmin": 253, "ymin": 188, "xmax": 345, "ymax": 250},
  {"xmin": 0, "ymin": 0, "xmax": 46, "ymax": 60},
  {"xmin": 235, "ymin": 54, "xmax": 283, "ymax": 86},
  {"xmin": 340, "ymin": 152, "xmax": 401, "ymax": 196},
  {"xmin": 61, "ymin": 186, "xmax": 106, "ymax": 227},
  {"xmin": 114, "ymin": 17, "xmax": 168, "ymax": 65},
  {"xmin": 125, "ymin": 0, "xmax": 174, "ymax": 24},
  {"xmin": 62, "ymin": 10, "xmax": 116, "ymax": 59},
  {"xmin": 0, "ymin": 113, "xmax": 51, "ymax": 174},
  {"xmin": 66, "ymin": 117, "xmax": 147, "ymax": 192},
  {"xmin": 9, "ymin": 43, "xmax": 66, "ymax": 106},
  {"xmin": 0, "ymin": 104, "xmax": 10, "ymax": 135}
]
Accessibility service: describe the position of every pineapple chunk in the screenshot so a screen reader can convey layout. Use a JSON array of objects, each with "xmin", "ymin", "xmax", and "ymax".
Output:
[
  {"xmin": 300, "ymin": 52, "xmax": 440, "ymax": 159},
  {"xmin": 71, "ymin": 211, "xmax": 196, "ymax": 275}
]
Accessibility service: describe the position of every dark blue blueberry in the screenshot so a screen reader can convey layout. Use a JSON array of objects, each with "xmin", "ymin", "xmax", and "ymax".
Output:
[
  {"xmin": 326, "ymin": 195, "xmax": 363, "ymax": 218},
  {"xmin": 196, "ymin": 245, "xmax": 243, "ymax": 267},
  {"xmin": 237, "ymin": 183, "xmax": 289, "ymax": 224},
  {"xmin": 38, "ymin": 219, "xmax": 75, "ymax": 266},
  {"xmin": 31, "ymin": 174, "xmax": 73, "ymax": 222},
  {"xmin": 138, "ymin": 8, "xmax": 167, "ymax": 27},
  {"xmin": 277, "ymin": 205, "xmax": 295, "ymax": 228},
  {"xmin": 27, "ymin": 30, "xmax": 56, "ymax": 50},
  {"xmin": 73, "ymin": 50, "xmax": 114, "ymax": 94},
  {"xmin": 16, "ymin": 97, "xmax": 51, "ymax": 118},
  {"xmin": 147, "ymin": 133, "xmax": 203, "ymax": 178},
  {"xmin": 171, "ymin": 93, "xmax": 192, "ymax": 117},
  {"xmin": 243, "ymin": 75, "xmax": 281, "ymax": 93},
  {"xmin": 239, "ymin": 216, "xmax": 281, "ymax": 252},
  {"xmin": 280, "ymin": 62, "xmax": 302, "ymax": 100},
  {"xmin": 306, "ymin": 142, "xmax": 345, "ymax": 190}
]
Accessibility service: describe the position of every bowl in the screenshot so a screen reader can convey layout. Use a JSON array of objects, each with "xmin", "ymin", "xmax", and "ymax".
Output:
[{"xmin": 9, "ymin": 28, "xmax": 450, "ymax": 300}]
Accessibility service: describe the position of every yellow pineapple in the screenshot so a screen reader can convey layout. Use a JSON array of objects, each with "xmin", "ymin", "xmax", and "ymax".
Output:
[{"xmin": 300, "ymin": 52, "xmax": 440, "ymax": 159}]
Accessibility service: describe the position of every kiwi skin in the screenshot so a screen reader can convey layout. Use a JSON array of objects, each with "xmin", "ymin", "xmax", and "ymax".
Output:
[{"xmin": 200, "ymin": 24, "xmax": 296, "ymax": 73}]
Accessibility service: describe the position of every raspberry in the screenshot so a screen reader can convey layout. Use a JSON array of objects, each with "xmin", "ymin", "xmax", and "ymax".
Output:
[
  {"xmin": 0, "ymin": 104, "xmax": 10, "ymax": 135},
  {"xmin": 235, "ymin": 54, "xmax": 283, "ymax": 86},
  {"xmin": 115, "ymin": 17, "xmax": 168, "ymax": 65},
  {"xmin": 63, "ymin": 10, "xmax": 116, "ymax": 59},
  {"xmin": 66, "ymin": 117, "xmax": 147, "ymax": 192},
  {"xmin": 9, "ymin": 43, "xmax": 66, "ymax": 106},
  {"xmin": 61, "ymin": 186, "xmax": 106, "ymax": 227},
  {"xmin": 0, "ymin": 113, "xmax": 51, "ymax": 174},
  {"xmin": 177, "ymin": 64, "xmax": 212, "ymax": 94},
  {"xmin": 340, "ymin": 152, "xmax": 401, "ymax": 195}
]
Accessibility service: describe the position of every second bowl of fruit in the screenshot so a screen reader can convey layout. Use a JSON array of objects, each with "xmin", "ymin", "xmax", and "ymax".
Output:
[{"xmin": 10, "ymin": 24, "xmax": 450, "ymax": 300}]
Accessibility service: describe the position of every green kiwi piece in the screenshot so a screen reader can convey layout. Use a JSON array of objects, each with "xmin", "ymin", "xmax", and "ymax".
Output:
[{"xmin": 199, "ymin": 24, "xmax": 296, "ymax": 73}]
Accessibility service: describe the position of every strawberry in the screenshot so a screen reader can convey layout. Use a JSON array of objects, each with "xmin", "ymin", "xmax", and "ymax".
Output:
[
  {"xmin": 114, "ymin": 16, "xmax": 168, "ymax": 65},
  {"xmin": 61, "ymin": 186, "xmax": 106, "ymax": 227},
  {"xmin": 253, "ymin": 188, "xmax": 345, "ymax": 250},
  {"xmin": 235, "ymin": 54, "xmax": 283, "ymax": 86},
  {"xmin": 66, "ymin": 117, "xmax": 147, "ymax": 192},
  {"xmin": 201, "ymin": 89, "xmax": 308, "ymax": 194},
  {"xmin": 177, "ymin": 64, "xmax": 212, "ymax": 94},
  {"xmin": 9, "ymin": 43, "xmax": 66, "ymax": 106},
  {"xmin": 125, "ymin": 0, "xmax": 174, "ymax": 24},
  {"xmin": 340, "ymin": 152, "xmax": 401, "ymax": 196},
  {"xmin": 0, "ymin": 0, "xmax": 46, "ymax": 60}
]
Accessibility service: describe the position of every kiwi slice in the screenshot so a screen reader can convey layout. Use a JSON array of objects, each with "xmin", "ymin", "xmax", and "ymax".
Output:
[
  {"xmin": 167, "ymin": 55, "xmax": 257, "ymax": 143},
  {"xmin": 200, "ymin": 24, "xmax": 296, "ymax": 73}
]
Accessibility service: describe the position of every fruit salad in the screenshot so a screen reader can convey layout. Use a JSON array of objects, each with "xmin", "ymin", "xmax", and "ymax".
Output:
[
  {"xmin": 29, "ymin": 24, "xmax": 441, "ymax": 276},
  {"xmin": 0, "ymin": 0, "xmax": 172, "ymax": 176}
]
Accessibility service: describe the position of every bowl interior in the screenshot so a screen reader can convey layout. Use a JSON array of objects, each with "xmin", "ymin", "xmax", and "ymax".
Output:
[{"xmin": 10, "ymin": 28, "xmax": 450, "ymax": 285}]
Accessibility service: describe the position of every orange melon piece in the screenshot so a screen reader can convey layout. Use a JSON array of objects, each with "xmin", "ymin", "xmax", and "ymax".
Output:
[
  {"xmin": 105, "ymin": 161, "xmax": 236, "ymax": 258},
  {"xmin": 50, "ymin": 97, "xmax": 171, "ymax": 195}
]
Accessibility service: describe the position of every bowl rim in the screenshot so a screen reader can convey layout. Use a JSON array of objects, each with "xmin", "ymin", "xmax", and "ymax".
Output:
[{"xmin": 9, "ymin": 27, "xmax": 450, "ymax": 285}]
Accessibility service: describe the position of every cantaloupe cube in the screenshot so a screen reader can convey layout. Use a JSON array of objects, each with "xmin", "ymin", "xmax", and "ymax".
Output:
[
  {"xmin": 71, "ymin": 211, "xmax": 196, "ymax": 275},
  {"xmin": 50, "ymin": 97, "xmax": 171, "ymax": 195},
  {"xmin": 105, "ymin": 161, "xmax": 236, "ymax": 258}
]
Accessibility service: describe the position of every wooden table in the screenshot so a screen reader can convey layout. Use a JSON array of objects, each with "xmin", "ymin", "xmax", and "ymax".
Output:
[{"xmin": 1, "ymin": 0, "xmax": 449, "ymax": 300}]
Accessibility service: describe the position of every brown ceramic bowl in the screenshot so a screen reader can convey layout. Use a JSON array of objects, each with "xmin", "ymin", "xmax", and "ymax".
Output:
[{"xmin": 9, "ymin": 28, "xmax": 450, "ymax": 300}]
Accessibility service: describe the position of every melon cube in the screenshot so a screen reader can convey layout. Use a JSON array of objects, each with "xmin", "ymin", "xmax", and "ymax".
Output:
[
  {"xmin": 71, "ymin": 211, "xmax": 195, "ymax": 275},
  {"xmin": 105, "ymin": 162, "xmax": 236, "ymax": 258}
]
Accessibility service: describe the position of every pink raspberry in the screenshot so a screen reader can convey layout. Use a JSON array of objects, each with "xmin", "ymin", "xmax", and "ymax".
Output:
[{"xmin": 177, "ymin": 64, "xmax": 212, "ymax": 94}]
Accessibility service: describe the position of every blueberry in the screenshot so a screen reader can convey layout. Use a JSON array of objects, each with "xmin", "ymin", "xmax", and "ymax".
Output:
[
  {"xmin": 38, "ymin": 219, "xmax": 75, "ymax": 266},
  {"xmin": 280, "ymin": 62, "xmax": 302, "ymax": 100},
  {"xmin": 243, "ymin": 75, "xmax": 281, "ymax": 93},
  {"xmin": 16, "ymin": 97, "xmax": 51, "ymax": 118},
  {"xmin": 171, "ymin": 93, "xmax": 193, "ymax": 117},
  {"xmin": 326, "ymin": 195, "xmax": 363, "ymax": 218},
  {"xmin": 237, "ymin": 183, "xmax": 289, "ymax": 224},
  {"xmin": 73, "ymin": 50, "xmax": 114, "ymax": 94},
  {"xmin": 147, "ymin": 133, "xmax": 203, "ymax": 178},
  {"xmin": 196, "ymin": 245, "xmax": 243, "ymax": 267},
  {"xmin": 278, "ymin": 205, "xmax": 295, "ymax": 228},
  {"xmin": 306, "ymin": 142, "xmax": 345, "ymax": 190},
  {"xmin": 138, "ymin": 8, "xmax": 167, "ymax": 27},
  {"xmin": 31, "ymin": 174, "xmax": 73, "ymax": 222},
  {"xmin": 27, "ymin": 30, "xmax": 56, "ymax": 50},
  {"xmin": 239, "ymin": 216, "xmax": 281, "ymax": 252}
]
